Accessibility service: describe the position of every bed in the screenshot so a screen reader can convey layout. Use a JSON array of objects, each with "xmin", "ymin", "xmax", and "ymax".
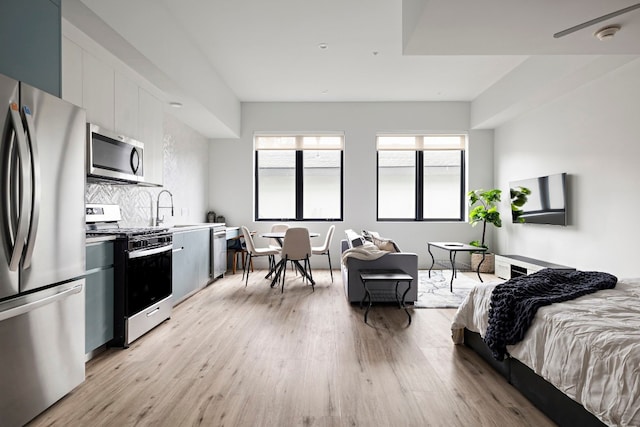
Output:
[{"xmin": 451, "ymin": 275, "xmax": 640, "ymax": 427}]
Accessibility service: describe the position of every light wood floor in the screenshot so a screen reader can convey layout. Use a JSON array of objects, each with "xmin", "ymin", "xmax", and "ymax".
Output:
[{"xmin": 29, "ymin": 270, "xmax": 554, "ymax": 427}]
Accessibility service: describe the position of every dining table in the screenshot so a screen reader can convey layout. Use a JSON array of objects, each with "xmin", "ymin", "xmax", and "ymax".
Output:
[{"xmin": 259, "ymin": 231, "xmax": 320, "ymax": 287}]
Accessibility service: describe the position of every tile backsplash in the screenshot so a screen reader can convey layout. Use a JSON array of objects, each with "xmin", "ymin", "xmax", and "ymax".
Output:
[{"xmin": 86, "ymin": 114, "xmax": 209, "ymax": 227}]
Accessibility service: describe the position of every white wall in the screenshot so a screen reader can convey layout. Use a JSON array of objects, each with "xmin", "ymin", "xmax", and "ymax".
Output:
[
  {"xmin": 209, "ymin": 102, "xmax": 495, "ymax": 269},
  {"xmin": 494, "ymin": 58, "xmax": 640, "ymax": 278}
]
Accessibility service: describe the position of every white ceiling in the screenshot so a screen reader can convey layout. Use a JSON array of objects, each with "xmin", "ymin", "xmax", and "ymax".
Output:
[
  {"xmin": 62, "ymin": 0, "xmax": 640, "ymax": 137},
  {"xmin": 404, "ymin": 0, "xmax": 640, "ymax": 55}
]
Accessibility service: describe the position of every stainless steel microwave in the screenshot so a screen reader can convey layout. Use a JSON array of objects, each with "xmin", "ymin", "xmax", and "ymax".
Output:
[{"xmin": 87, "ymin": 123, "xmax": 144, "ymax": 184}]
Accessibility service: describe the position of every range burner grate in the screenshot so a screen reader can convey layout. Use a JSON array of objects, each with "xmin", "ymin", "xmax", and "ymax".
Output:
[{"xmin": 86, "ymin": 226, "xmax": 169, "ymax": 237}]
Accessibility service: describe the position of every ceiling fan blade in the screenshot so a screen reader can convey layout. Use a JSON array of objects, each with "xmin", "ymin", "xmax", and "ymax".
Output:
[{"xmin": 554, "ymin": 2, "xmax": 640, "ymax": 38}]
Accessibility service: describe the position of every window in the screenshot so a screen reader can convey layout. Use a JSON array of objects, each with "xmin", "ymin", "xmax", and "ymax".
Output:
[
  {"xmin": 377, "ymin": 134, "xmax": 465, "ymax": 221},
  {"xmin": 255, "ymin": 134, "xmax": 343, "ymax": 221}
]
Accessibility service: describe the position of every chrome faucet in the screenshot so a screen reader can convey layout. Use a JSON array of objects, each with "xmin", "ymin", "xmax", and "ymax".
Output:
[{"xmin": 156, "ymin": 189, "xmax": 174, "ymax": 226}]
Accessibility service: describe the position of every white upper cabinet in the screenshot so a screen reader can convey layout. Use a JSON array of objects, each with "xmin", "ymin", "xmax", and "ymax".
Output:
[
  {"xmin": 139, "ymin": 88, "xmax": 164, "ymax": 186},
  {"xmin": 63, "ymin": 33, "xmax": 165, "ymax": 186},
  {"xmin": 82, "ymin": 53, "xmax": 114, "ymax": 130},
  {"xmin": 61, "ymin": 37, "xmax": 83, "ymax": 107},
  {"xmin": 114, "ymin": 73, "xmax": 139, "ymax": 140}
]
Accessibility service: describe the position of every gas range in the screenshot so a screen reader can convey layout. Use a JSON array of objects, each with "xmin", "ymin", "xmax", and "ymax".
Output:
[
  {"xmin": 86, "ymin": 204, "xmax": 167, "ymax": 236},
  {"xmin": 86, "ymin": 204, "xmax": 172, "ymax": 249},
  {"xmin": 86, "ymin": 226, "xmax": 172, "ymax": 251},
  {"xmin": 85, "ymin": 203, "xmax": 173, "ymax": 347},
  {"xmin": 86, "ymin": 227, "xmax": 170, "ymax": 237}
]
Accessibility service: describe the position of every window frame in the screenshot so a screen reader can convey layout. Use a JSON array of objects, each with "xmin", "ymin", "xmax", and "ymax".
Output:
[
  {"xmin": 376, "ymin": 134, "xmax": 466, "ymax": 222},
  {"xmin": 254, "ymin": 134, "xmax": 344, "ymax": 222}
]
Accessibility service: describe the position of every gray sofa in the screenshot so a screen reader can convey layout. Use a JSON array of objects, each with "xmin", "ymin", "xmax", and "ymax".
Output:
[{"xmin": 340, "ymin": 235, "xmax": 418, "ymax": 304}]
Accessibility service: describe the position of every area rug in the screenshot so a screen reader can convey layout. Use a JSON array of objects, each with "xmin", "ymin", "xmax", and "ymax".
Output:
[{"xmin": 415, "ymin": 270, "xmax": 480, "ymax": 308}]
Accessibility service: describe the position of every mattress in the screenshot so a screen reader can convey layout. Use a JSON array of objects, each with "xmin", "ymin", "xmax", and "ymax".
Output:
[{"xmin": 451, "ymin": 278, "xmax": 640, "ymax": 427}]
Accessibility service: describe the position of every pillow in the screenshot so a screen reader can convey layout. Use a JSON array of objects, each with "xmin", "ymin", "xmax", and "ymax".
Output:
[
  {"xmin": 361, "ymin": 229, "xmax": 380, "ymax": 242},
  {"xmin": 344, "ymin": 229, "xmax": 366, "ymax": 248},
  {"xmin": 371, "ymin": 235, "xmax": 401, "ymax": 253}
]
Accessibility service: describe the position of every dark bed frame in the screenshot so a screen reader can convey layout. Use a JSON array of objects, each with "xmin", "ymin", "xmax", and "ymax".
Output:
[{"xmin": 463, "ymin": 329, "xmax": 606, "ymax": 427}]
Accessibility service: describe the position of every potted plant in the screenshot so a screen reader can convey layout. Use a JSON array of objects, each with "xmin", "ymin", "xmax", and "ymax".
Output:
[
  {"xmin": 467, "ymin": 188, "xmax": 503, "ymax": 273},
  {"xmin": 510, "ymin": 186, "xmax": 531, "ymax": 223}
]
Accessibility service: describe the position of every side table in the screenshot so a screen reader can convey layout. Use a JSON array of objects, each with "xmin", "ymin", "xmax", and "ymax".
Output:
[
  {"xmin": 427, "ymin": 242, "xmax": 487, "ymax": 292},
  {"xmin": 358, "ymin": 269, "xmax": 413, "ymax": 325}
]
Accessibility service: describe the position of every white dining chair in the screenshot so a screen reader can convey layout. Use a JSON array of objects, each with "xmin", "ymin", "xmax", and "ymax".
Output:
[
  {"xmin": 276, "ymin": 227, "xmax": 314, "ymax": 293},
  {"xmin": 270, "ymin": 223, "xmax": 300, "ymax": 276},
  {"xmin": 268, "ymin": 223, "xmax": 289, "ymax": 250},
  {"xmin": 312, "ymin": 224, "xmax": 335, "ymax": 283},
  {"xmin": 241, "ymin": 226, "xmax": 280, "ymax": 287}
]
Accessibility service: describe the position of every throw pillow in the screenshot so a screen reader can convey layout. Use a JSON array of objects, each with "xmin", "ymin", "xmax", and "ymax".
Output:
[
  {"xmin": 371, "ymin": 235, "xmax": 401, "ymax": 252},
  {"xmin": 361, "ymin": 229, "xmax": 380, "ymax": 242}
]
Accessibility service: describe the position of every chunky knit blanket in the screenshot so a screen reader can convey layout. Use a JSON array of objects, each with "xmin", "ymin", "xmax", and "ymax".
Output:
[{"xmin": 484, "ymin": 268, "xmax": 617, "ymax": 361}]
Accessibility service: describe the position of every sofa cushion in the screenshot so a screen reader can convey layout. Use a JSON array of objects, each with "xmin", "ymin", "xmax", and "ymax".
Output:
[{"xmin": 344, "ymin": 229, "xmax": 365, "ymax": 248}]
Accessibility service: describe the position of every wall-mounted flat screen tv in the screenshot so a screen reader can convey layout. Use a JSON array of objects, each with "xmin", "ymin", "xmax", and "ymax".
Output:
[{"xmin": 510, "ymin": 172, "xmax": 567, "ymax": 226}]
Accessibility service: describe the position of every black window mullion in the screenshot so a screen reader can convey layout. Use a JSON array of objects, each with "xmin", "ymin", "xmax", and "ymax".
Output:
[
  {"xmin": 416, "ymin": 151, "xmax": 424, "ymax": 220},
  {"xmin": 340, "ymin": 151, "xmax": 344, "ymax": 221},
  {"xmin": 459, "ymin": 150, "xmax": 465, "ymax": 221},
  {"xmin": 376, "ymin": 152, "xmax": 380, "ymax": 220},
  {"xmin": 254, "ymin": 151, "xmax": 260, "ymax": 220},
  {"xmin": 295, "ymin": 150, "xmax": 304, "ymax": 220}
]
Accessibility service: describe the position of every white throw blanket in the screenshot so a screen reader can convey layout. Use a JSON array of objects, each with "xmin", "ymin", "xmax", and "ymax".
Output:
[{"xmin": 341, "ymin": 242, "xmax": 389, "ymax": 264}]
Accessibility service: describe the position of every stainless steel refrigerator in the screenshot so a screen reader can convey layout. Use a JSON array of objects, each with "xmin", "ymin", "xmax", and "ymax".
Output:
[{"xmin": 0, "ymin": 73, "xmax": 86, "ymax": 427}]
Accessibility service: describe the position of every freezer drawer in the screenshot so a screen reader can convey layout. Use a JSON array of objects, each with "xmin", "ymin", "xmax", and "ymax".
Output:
[{"xmin": 0, "ymin": 280, "xmax": 85, "ymax": 427}]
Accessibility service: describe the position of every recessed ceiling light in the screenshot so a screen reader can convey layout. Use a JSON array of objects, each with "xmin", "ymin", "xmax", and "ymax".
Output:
[
  {"xmin": 318, "ymin": 43, "xmax": 328, "ymax": 50},
  {"xmin": 169, "ymin": 102, "xmax": 183, "ymax": 108},
  {"xmin": 594, "ymin": 25, "xmax": 620, "ymax": 40},
  {"xmin": 321, "ymin": 90, "xmax": 328, "ymax": 95}
]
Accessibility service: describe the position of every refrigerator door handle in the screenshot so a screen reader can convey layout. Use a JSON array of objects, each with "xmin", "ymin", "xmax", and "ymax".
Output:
[
  {"xmin": 6, "ymin": 103, "xmax": 31, "ymax": 271},
  {"xmin": 0, "ymin": 283, "xmax": 83, "ymax": 322},
  {"xmin": 21, "ymin": 106, "xmax": 41, "ymax": 269}
]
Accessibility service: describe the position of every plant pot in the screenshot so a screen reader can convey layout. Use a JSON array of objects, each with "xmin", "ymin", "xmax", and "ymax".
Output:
[{"xmin": 471, "ymin": 252, "xmax": 495, "ymax": 274}]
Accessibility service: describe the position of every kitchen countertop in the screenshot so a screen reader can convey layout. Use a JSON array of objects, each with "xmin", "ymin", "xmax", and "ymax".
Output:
[
  {"xmin": 169, "ymin": 223, "xmax": 225, "ymax": 232},
  {"xmin": 85, "ymin": 223, "xmax": 228, "ymax": 244}
]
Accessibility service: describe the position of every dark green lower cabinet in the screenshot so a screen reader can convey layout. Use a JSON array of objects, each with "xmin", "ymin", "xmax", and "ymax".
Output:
[
  {"xmin": 172, "ymin": 229, "xmax": 210, "ymax": 306},
  {"xmin": 85, "ymin": 242, "xmax": 115, "ymax": 354}
]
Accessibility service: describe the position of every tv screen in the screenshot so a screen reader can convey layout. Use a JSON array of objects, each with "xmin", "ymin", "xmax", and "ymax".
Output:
[{"xmin": 510, "ymin": 173, "xmax": 567, "ymax": 226}]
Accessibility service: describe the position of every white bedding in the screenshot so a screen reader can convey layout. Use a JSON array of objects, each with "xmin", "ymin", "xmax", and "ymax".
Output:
[{"xmin": 451, "ymin": 278, "xmax": 640, "ymax": 427}]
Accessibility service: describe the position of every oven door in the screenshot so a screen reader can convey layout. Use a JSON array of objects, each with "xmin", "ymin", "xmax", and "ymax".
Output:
[{"xmin": 126, "ymin": 245, "xmax": 172, "ymax": 316}]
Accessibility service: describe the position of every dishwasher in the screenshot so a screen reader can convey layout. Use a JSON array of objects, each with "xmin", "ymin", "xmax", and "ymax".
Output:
[{"xmin": 211, "ymin": 225, "xmax": 227, "ymax": 280}]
